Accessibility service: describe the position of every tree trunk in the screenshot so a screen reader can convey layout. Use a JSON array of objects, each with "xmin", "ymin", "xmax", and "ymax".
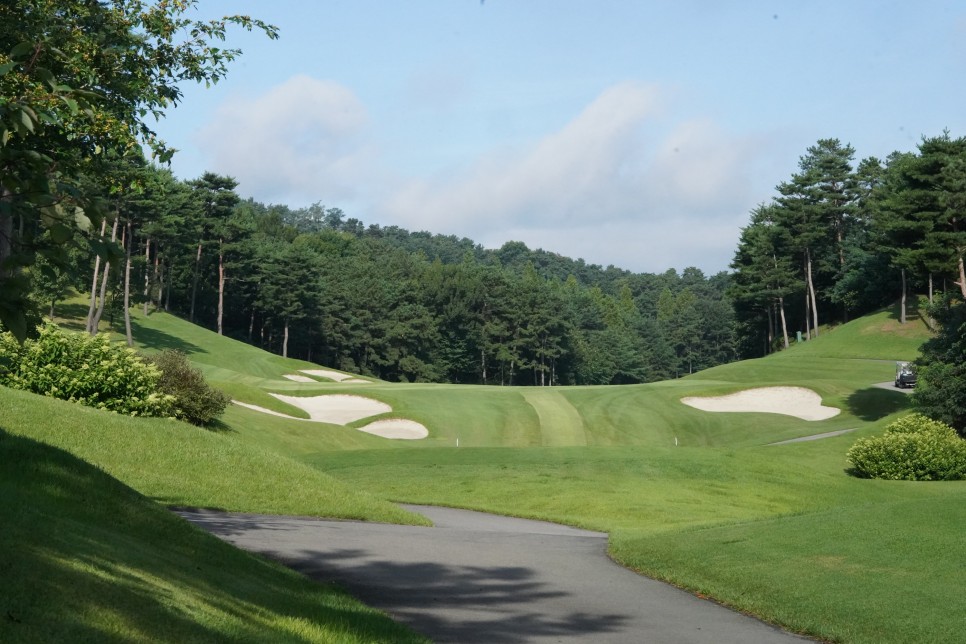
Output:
[
  {"xmin": 163, "ymin": 256, "xmax": 171, "ymax": 312},
  {"xmin": 481, "ymin": 348, "xmax": 487, "ymax": 385},
  {"xmin": 217, "ymin": 242, "xmax": 225, "ymax": 335},
  {"xmin": 929, "ymin": 273, "xmax": 934, "ymax": 304},
  {"xmin": 806, "ymin": 250, "xmax": 819, "ymax": 337},
  {"xmin": 190, "ymin": 240, "xmax": 202, "ymax": 323},
  {"xmin": 957, "ymin": 255, "xmax": 966, "ymax": 299},
  {"xmin": 804, "ymin": 287, "xmax": 811, "ymax": 341},
  {"xmin": 248, "ymin": 310, "xmax": 255, "ymax": 342},
  {"xmin": 900, "ymin": 268, "xmax": 907, "ymax": 325},
  {"xmin": 778, "ymin": 296, "xmax": 790, "ymax": 349},
  {"xmin": 91, "ymin": 214, "xmax": 119, "ymax": 334},
  {"xmin": 283, "ymin": 319, "xmax": 289, "ymax": 358},
  {"xmin": 85, "ymin": 218, "xmax": 108, "ymax": 333},
  {"xmin": 143, "ymin": 237, "xmax": 151, "ymax": 316},
  {"xmin": 123, "ymin": 220, "xmax": 134, "ymax": 347}
]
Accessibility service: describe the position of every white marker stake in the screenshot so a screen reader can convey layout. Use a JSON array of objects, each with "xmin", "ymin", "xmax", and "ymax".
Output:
[{"xmin": 674, "ymin": 436, "xmax": 678, "ymax": 446}]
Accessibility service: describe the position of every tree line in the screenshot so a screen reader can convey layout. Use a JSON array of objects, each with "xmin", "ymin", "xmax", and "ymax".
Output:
[
  {"xmin": 24, "ymin": 159, "xmax": 738, "ymax": 386},
  {"xmin": 730, "ymin": 134, "xmax": 966, "ymax": 358}
]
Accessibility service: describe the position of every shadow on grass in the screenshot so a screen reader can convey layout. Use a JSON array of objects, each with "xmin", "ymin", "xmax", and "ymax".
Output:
[
  {"xmin": 203, "ymin": 417, "xmax": 235, "ymax": 434},
  {"xmin": 129, "ymin": 318, "xmax": 206, "ymax": 355},
  {"xmin": 0, "ymin": 428, "xmax": 426, "ymax": 643},
  {"xmin": 845, "ymin": 387, "xmax": 912, "ymax": 421}
]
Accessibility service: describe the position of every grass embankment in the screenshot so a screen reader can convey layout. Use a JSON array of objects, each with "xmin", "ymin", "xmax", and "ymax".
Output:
[
  {"xmin": 2, "ymin": 303, "xmax": 429, "ymax": 642},
  {"xmin": 0, "ymin": 428, "xmax": 428, "ymax": 643}
]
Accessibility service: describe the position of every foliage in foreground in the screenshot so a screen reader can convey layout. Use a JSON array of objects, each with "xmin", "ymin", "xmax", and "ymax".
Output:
[
  {"xmin": 147, "ymin": 349, "xmax": 230, "ymax": 426},
  {"xmin": 914, "ymin": 296, "xmax": 966, "ymax": 435},
  {"xmin": 0, "ymin": 322, "xmax": 174, "ymax": 417},
  {"xmin": 846, "ymin": 414, "xmax": 966, "ymax": 481}
]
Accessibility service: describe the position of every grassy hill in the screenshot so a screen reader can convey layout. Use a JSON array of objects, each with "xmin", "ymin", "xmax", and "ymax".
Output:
[{"xmin": 5, "ymin": 301, "xmax": 961, "ymax": 643}]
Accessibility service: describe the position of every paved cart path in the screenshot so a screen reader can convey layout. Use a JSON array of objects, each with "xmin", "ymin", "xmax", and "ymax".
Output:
[{"xmin": 177, "ymin": 505, "xmax": 813, "ymax": 644}]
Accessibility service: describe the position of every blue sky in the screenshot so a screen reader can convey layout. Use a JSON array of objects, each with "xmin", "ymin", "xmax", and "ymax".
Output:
[{"xmin": 153, "ymin": 1, "xmax": 966, "ymax": 274}]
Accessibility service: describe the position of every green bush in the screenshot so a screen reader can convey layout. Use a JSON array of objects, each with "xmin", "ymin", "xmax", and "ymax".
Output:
[
  {"xmin": 0, "ymin": 323, "xmax": 175, "ymax": 417},
  {"xmin": 846, "ymin": 414, "xmax": 966, "ymax": 481},
  {"xmin": 147, "ymin": 349, "xmax": 231, "ymax": 426}
]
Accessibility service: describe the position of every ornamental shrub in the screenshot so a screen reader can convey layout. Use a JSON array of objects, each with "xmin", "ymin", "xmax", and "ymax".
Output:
[
  {"xmin": 846, "ymin": 414, "xmax": 966, "ymax": 481},
  {"xmin": 146, "ymin": 349, "xmax": 230, "ymax": 426},
  {"xmin": 0, "ymin": 323, "xmax": 175, "ymax": 417}
]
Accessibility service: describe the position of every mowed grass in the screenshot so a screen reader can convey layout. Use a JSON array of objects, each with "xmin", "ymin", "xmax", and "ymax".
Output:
[
  {"xmin": 0, "ymin": 428, "xmax": 428, "ymax": 644},
  {"xmin": 20, "ymin": 300, "xmax": 957, "ymax": 643}
]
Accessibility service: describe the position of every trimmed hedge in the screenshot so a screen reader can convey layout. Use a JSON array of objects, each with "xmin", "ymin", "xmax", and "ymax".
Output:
[{"xmin": 846, "ymin": 414, "xmax": 966, "ymax": 481}]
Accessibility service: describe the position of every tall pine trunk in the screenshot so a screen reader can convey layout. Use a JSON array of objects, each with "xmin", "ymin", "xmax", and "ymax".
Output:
[
  {"xmin": 282, "ymin": 319, "xmax": 289, "ymax": 358},
  {"xmin": 217, "ymin": 240, "xmax": 225, "ymax": 335},
  {"xmin": 805, "ymin": 249, "xmax": 819, "ymax": 337},
  {"xmin": 190, "ymin": 240, "xmax": 202, "ymax": 323},
  {"xmin": 900, "ymin": 268, "xmax": 907, "ymax": 325},
  {"xmin": 85, "ymin": 218, "xmax": 108, "ymax": 333},
  {"xmin": 123, "ymin": 221, "xmax": 134, "ymax": 347},
  {"xmin": 778, "ymin": 296, "xmax": 790, "ymax": 349},
  {"xmin": 143, "ymin": 237, "xmax": 151, "ymax": 316},
  {"xmin": 90, "ymin": 214, "xmax": 119, "ymax": 334}
]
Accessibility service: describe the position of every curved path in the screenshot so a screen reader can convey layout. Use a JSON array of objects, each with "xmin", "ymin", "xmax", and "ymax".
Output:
[{"xmin": 177, "ymin": 506, "xmax": 812, "ymax": 643}]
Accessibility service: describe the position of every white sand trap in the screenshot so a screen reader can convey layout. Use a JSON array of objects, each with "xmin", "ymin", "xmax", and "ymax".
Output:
[
  {"xmin": 299, "ymin": 369, "xmax": 353, "ymax": 382},
  {"xmin": 358, "ymin": 419, "xmax": 429, "ymax": 440},
  {"xmin": 269, "ymin": 393, "xmax": 391, "ymax": 425},
  {"xmin": 680, "ymin": 386, "xmax": 840, "ymax": 421},
  {"xmin": 282, "ymin": 374, "xmax": 316, "ymax": 383}
]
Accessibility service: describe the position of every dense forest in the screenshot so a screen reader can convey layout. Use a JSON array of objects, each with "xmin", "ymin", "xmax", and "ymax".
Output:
[
  {"xmin": 20, "ymin": 161, "xmax": 737, "ymax": 385},
  {"xmin": 8, "ymin": 133, "xmax": 966, "ymax": 387},
  {"xmin": 730, "ymin": 134, "xmax": 966, "ymax": 358}
]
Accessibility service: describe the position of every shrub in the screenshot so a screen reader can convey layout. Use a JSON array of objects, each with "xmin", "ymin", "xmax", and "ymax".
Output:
[
  {"xmin": 146, "ymin": 349, "xmax": 230, "ymax": 426},
  {"xmin": 0, "ymin": 323, "xmax": 175, "ymax": 417},
  {"xmin": 846, "ymin": 414, "xmax": 966, "ymax": 481}
]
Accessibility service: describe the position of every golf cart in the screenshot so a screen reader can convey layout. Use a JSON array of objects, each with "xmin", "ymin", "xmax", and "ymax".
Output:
[{"xmin": 895, "ymin": 361, "xmax": 917, "ymax": 389}]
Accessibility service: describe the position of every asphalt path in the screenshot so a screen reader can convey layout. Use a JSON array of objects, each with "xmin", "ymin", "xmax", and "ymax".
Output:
[{"xmin": 177, "ymin": 505, "xmax": 814, "ymax": 644}]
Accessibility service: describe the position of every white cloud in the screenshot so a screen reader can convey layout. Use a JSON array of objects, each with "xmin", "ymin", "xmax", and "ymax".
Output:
[
  {"xmin": 197, "ymin": 77, "xmax": 768, "ymax": 273},
  {"xmin": 197, "ymin": 75, "xmax": 376, "ymax": 204},
  {"xmin": 379, "ymin": 82, "xmax": 762, "ymax": 273}
]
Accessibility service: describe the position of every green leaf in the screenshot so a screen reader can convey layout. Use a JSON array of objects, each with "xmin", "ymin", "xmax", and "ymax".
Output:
[
  {"xmin": 10, "ymin": 41, "xmax": 34, "ymax": 59},
  {"xmin": 0, "ymin": 62, "xmax": 15, "ymax": 76},
  {"xmin": 18, "ymin": 108, "xmax": 35, "ymax": 133},
  {"xmin": 48, "ymin": 223, "xmax": 73, "ymax": 245},
  {"xmin": 74, "ymin": 208, "xmax": 92, "ymax": 232}
]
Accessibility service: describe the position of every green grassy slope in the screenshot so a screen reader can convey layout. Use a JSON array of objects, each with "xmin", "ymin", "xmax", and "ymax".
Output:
[
  {"xmin": 0, "ymin": 428, "xmax": 428, "ymax": 643},
  {"xmin": 16, "ymin": 300, "xmax": 957, "ymax": 643}
]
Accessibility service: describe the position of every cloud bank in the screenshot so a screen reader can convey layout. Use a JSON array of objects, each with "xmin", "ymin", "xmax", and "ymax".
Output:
[{"xmin": 199, "ymin": 77, "xmax": 764, "ymax": 273}]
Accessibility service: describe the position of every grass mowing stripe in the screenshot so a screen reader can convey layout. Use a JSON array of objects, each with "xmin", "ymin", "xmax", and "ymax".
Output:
[{"xmin": 520, "ymin": 389, "xmax": 587, "ymax": 446}]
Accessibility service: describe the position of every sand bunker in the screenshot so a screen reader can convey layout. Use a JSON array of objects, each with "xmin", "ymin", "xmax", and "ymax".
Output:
[
  {"xmin": 358, "ymin": 419, "xmax": 429, "ymax": 440},
  {"xmin": 235, "ymin": 393, "xmax": 428, "ymax": 440},
  {"xmin": 680, "ymin": 386, "xmax": 840, "ymax": 421},
  {"xmin": 282, "ymin": 374, "xmax": 316, "ymax": 383},
  {"xmin": 269, "ymin": 394, "xmax": 391, "ymax": 424},
  {"xmin": 299, "ymin": 369, "xmax": 354, "ymax": 382}
]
